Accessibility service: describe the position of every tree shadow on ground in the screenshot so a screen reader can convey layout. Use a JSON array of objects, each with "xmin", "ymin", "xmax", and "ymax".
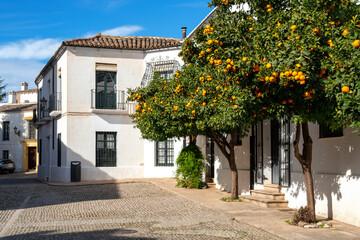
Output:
[{"xmin": 2, "ymin": 229, "xmax": 155, "ymax": 240}]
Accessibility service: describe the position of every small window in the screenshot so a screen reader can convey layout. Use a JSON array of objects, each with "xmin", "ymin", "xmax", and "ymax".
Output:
[
  {"xmin": 156, "ymin": 140, "xmax": 174, "ymax": 167},
  {"xmin": 27, "ymin": 120, "xmax": 36, "ymax": 139},
  {"xmin": 3, "ymin": 150, "xmax": 9, "ymax": 159},
  {"xmin": 39, "ymin": 139, "xmax": 42, "ymax": 165},
  {"xmin": 319, "ymin": 123, "xmax": 343, "ymax": 138},
  {"xmin": 57, "ymin": 133, "xmax": 61, "ymax": 167},
  {"xmin": 3, "ymin": 121, "xmax": 9, "ymax": 141},
  {"xmin": 96, "ymin": 132, "xmax": 117, "ymax": 167}
]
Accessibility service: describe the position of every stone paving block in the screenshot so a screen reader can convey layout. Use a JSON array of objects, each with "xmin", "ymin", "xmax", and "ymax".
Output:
[{"xmin": 0, "ymin": 176, "xmax": 282, "ymax": 240}]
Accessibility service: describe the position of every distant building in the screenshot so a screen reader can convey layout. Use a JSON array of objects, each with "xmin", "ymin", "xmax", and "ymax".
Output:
[{"xmin": 0, "ymin": 82, "xmax": 38, "ymax": 172}]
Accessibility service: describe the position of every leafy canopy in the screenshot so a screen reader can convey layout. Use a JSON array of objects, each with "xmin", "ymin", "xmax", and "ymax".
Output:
[{"xmin": 128, "ymin": 0, "xmax": 360, "ymax": 142}]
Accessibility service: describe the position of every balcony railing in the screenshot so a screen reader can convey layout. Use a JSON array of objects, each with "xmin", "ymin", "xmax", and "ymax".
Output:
[
  {"xmin": 40, "ymin": 109, "xmax": 51, "ymax": 120},
  {"xmin": 91, "ymin": 89, "xmax": 129, "ymax": 110},
  {"xmin": 49, "ymin": 92, "xmax": 62, "ymax": 112}
]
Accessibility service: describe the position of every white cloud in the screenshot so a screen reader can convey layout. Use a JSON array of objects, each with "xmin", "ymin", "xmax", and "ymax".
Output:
[
  {"xmin": 0, "ymin": 38, "xmax": 61, "ymax": 60},
  {"xmin": 103, "ymin": 25, "xmax": 143, "ymax": 35},
  {"xmin": 0, "ymin": 59, "xmax": 43, "ymax": 93},
  {"xmin": 85, "ymin": 25, "xmax": 143, "ymax": 38}
]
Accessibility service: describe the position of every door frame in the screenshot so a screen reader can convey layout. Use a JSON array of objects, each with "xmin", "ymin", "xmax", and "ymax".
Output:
[
  {"xmin": 205, "ymin": 137, "xmax": 215, "ymax": 179},
  {"xmin": 250, "ymin": 121, "xmax": 263, "ymax": 189},
  {"xmin": 271, "ymin": 118, "xmax": 291, "ymax": 187}
]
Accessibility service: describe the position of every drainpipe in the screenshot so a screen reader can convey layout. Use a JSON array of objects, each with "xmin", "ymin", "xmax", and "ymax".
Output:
[{"xmin": 182, "ymin": 27, "xmax": 187, "ymax": 39}]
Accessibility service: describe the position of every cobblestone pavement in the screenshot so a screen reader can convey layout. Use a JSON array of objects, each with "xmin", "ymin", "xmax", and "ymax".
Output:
[{"xmin": 0, "ymin": 173, "xmax": 283, "ymax": 240}]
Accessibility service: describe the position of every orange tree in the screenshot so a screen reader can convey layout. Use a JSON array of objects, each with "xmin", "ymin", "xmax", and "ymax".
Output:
[
  {"xmin": 129, "ymin": 0, "xmax": 359, "ymax": 208},
  {"xmin": 203, "ymin": 0, "xmax": 359, "ymax": 221}
]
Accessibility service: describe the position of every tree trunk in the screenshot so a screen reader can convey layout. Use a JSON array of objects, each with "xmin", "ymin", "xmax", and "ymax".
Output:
[
  {"xmin": 293, "ymin": 122, "xmax": 316, "ymax": 222},
  {"xmin": 190, "ymin": 135, "xmax": 197, "ymax": 145},
  {"xmin": 229, "ymin": 138, "xmax": 238, "ymax": 198},
  {"xmin": 210, "ymin": 129, "xmax": 238, "ymax": 198}
]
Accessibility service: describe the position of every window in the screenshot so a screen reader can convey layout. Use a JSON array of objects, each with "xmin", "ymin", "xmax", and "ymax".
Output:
[
  {"xmin": 156, "ymin": 140, "xmax": 174, "ymax": 167},
  {"xmin": 319, "ymin": 123, "xmax": 343, "ymax": 138},
  {"xmin": 27, "ymin": 120, "xmax": 36, "ymax": 139},
  {"xmin": 234, "ymin": 129, "xmax": 243, "ymax": 146},
  {"xmin": 39, "ymin": 139, "xmax": 42, "ymax": 165},
  {"xmin": 141, "ymin": 60, "xmax": 180, "ymax": 87},
  {"xmin": 96, "ymin": 71, "xmax": 117, "ymax": 109},
  {"xmin": 96, "ymin": 132, "xmax": 116, "ymax": 167},
  {"xmin": 3, "ymin": 150, "xmax": 9, "ymax": 159},
  {"xmin": 57, "ymin": 133, "xmax": 61, "ymax": 167},
  {"xmin": 3, "ymin": 121, "xmax": 9, "ymax": 141}
]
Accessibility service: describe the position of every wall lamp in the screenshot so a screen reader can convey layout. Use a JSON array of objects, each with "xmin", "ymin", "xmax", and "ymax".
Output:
[{"xmin": 13, "ymin": 126, "xmax": 20, "ymax": 137}]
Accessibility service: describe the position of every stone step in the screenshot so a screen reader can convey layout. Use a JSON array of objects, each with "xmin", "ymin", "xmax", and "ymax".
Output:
[
  {"xmin": 241, "ymin": 195, "xmax": 288, "ymax": 208},
  {"xmin": 206, "ymin": 182, "xmax": 216, "ymax": 188},
  {"xmin": 205, "ymin": 177, "xmax": 214, "ymax": 183},
  {"xmin": 250, "ymin": 190, "xmax": 285, "ymax": 200},
  {"xmin": 263, "ymin": 184, "xmax": 282, "ymax": 193}
]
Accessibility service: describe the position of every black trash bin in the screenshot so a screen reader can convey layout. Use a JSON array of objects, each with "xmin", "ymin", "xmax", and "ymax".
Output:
[{"xmin": 71, "ymin": 161, "xmax": 81, "ymax": 182}]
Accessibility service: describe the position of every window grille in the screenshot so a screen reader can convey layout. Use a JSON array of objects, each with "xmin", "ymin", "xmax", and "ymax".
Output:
[
  {"xmin": 3, "ymin": 150, "xmax": 9, "ymax": 159},
  {"xmin": 319, "ymin": 123, "xmax": 343, "ymax": 138},
  {"xmin": 156, "ymin": 139, "xmax": 174, "ymax": 167},
  {"xmin": 96, "ymin": 132, "xmax": 117, "ymax": 167},
  {"xmin": 141, "ymin": 60, "xmax": 180, "ymax": 87},
  {"xmin": 3, "ymin": 121, "xmax": 9, "ymax": 141},
  {"xmin": 27, "ymin": 120, "xmax": 36, "ymax": 139}
]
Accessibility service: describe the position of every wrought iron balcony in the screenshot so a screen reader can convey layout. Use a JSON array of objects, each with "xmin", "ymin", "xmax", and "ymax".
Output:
[
  {"xmin": 49, "ymin": 92, "xmax": 62, "ymax": 112},
  {"xmin": 91, "ymin": 89, "xmax": 135, "ymax": 114},
  {"xmin": 40, "ymin": 109, "xmax": 51, "ymax": 121}
]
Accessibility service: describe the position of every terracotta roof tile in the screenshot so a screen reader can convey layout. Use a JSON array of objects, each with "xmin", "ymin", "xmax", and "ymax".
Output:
[
  {"xmin": 16, "ymin": 88, "xmax": 37, "ymax": 94},
  {"xmin": 63, "ymin": 34, "xmax": 182, "ymax": 50},
  {"xmin": 0, "ymin": 103, "xmax": 37, "ymax": 113}
]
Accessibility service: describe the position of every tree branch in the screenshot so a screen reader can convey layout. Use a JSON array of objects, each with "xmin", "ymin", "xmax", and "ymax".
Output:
[{"xmin": 210, "ymin": 129, "xmax": 230, "ymax": 159}]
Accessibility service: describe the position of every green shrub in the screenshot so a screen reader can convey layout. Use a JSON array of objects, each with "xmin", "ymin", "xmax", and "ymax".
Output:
[{"xmin": 175, "ymin": 143, "xmax": 205, "ymax": 189}]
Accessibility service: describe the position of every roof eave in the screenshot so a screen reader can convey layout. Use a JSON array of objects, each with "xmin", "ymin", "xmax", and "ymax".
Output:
[{"xmin": 35, "ymin": 43, "xmax": 66, "ymax": 85}]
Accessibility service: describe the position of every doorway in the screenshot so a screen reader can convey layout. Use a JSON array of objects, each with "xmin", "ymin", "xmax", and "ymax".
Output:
[
  {"xmin": 271, "ymin": 117, "xmax": 291, "ymax": 187},
  {"xmin": 28, "ymin": 147, "xmax": 37, "ymax": 170},
  {"xmin": 250, "ymin": 121, "xmax": 263, "ymax": 190},
  {"xmin": 205, "ymin": 137, "xmax": 215, "ymax": 179}
]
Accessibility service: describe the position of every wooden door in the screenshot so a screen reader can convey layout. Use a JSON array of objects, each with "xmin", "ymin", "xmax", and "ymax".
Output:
[{"xmin": 28, "ymin": 147, "xmax": 37, "ymax": 170}]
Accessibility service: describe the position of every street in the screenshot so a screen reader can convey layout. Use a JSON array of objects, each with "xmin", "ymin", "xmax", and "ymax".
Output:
[{"xmin": 0, "ymin": 172, "xmax": 281, "ymax": 240}]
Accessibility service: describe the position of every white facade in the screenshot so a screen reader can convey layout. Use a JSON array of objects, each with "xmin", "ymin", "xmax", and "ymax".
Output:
[
  {"xmin": 36, "ymin": 39, "xmax": 184, "ymax": 182},
  {"xmin": 0, "ymin": 86, "xmax": 38, "ymax": 172},
  {"xmin": 205, "ymin": 121, "xmax": 360, "ymax": 227}
]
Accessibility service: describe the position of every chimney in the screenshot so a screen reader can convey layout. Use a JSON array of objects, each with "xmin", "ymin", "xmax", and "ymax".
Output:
[
  {"xmin": 182, "ymin": 27, "xmax": 187, "ymax": 39},
  {"xmin": 21, "ymin": 82, "xmax": 28, "ymax": 91},
  {"xmin": 8, "ymin": 91, "xmax": 17, "ymax": 104}
]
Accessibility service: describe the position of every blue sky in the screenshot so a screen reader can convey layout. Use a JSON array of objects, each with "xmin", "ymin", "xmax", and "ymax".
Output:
[{"xmin": 0, "ymin": 0, "xmax": 212, "ymax": 97}]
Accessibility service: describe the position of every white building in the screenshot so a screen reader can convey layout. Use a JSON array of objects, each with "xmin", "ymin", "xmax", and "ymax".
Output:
[
  {"xmin": 0, "ymin": 82, "xmax": 38, "ymax": 172},
  {"xmin": 35, "ymin": 34, "xmax": 184, "ymax": 182}
]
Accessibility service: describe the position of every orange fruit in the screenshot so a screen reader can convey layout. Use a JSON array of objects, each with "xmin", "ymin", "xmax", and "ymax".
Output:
[
  {"xmin": 352, "ymin": 40, "xmax": 360, "ymax": 48},
  {"xmin": 342, "ymin": 86, "xmax": 350, "ymax": 92}
]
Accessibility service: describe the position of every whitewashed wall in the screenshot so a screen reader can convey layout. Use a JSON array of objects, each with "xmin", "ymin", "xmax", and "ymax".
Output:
[
  {"xmin": 38, "ymin": 46, "xmax": 184, "ymax": 182},
  {"xmin": 19, "ymin": 93, "xmax": 37, "ymax": 103},
  {"xmin": 282, "ymin": 123, "xmax": 360, "ymax": 227},
  {"xmin": 143, "ymin": 139, "xmax": 183, "ymax": 178},
  {"xmin": 0, "ymin": 111, "xmax": 34, "ymax": 172},
  {"xmin": 211, "ymin": 121, "xmax": 360, "ymax": 227}
]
